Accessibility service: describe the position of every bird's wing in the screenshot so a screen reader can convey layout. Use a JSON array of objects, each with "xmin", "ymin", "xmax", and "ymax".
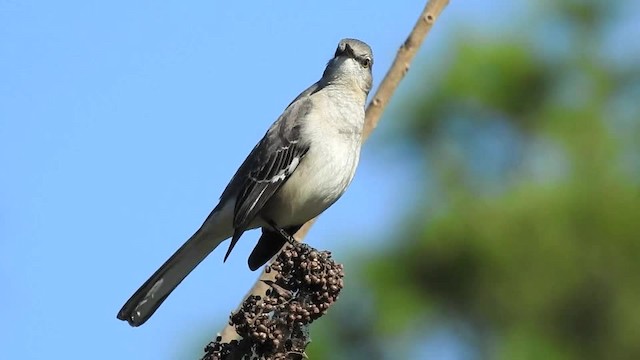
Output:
[
  {"xmin": 286, "ymin": 81, "xmax": 321, "ymax": 107},
  {"xmin": 219, "ymin": 97, "xmax": 313, "ymax": 260}
]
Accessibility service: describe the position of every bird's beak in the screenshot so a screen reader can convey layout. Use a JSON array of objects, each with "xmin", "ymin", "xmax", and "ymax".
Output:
[
  {"xmin": 335, "ymin": 42, "xmax": 356, "ymax": 59},
  {"xmin": 343, "ymin": 43, "xmax": 355, "ymax": 58}
]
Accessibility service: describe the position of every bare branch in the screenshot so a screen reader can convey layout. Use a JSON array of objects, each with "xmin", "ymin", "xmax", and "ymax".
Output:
[
  {"xmin": 364, "ymin": 0, "xmax": 450, "ymax": 137},
  {"xmin": 216, "ymin": 0, "xmax": 450, "ymax": 350}
]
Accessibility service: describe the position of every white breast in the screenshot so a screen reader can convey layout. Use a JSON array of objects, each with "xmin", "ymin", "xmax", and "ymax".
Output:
[{"xmin": 263, "ymin": 88, "xmax": 365, "ymax": 226}]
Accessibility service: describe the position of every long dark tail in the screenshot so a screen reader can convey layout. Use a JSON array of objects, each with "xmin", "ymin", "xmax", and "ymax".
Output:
[{"xmin": 117, "ymin": 227, "xmax": 227, "ymax": 327}]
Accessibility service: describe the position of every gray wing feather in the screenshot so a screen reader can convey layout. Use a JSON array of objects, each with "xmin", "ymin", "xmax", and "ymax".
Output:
[
  {"xmin": 233, "ymin": 136, "xmax": 307, "ymax": 228},
  {"xmin": 218, "ymin": 94, "xmax": 315, "ymax": 260},
  {"xmin": 286, "ymin": 82, "xmax": 320, "ymax": 107}
]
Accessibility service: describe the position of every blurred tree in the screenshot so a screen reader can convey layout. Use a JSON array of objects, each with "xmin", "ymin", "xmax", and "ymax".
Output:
[{"xmin": 308, "ymin": 0, "xmax": 640, "ymax": 359}]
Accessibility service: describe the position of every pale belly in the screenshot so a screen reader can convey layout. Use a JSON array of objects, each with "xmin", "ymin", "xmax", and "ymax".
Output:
[{"xmin": 261, "ymin": 137, "xmax": 361, "ymax": 226}]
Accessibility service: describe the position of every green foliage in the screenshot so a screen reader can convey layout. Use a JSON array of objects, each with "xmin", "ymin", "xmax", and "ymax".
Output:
[
  {"xmin": 410, "ymin": 41, "xmax": 553, "ymax": 137},
  {"xmin": 367, "ymin": 179, "xmax": 640, "ymax": 359},
  {"xmin": 308, "ymin": 0, "xmax": 640, "ymax": 359}
]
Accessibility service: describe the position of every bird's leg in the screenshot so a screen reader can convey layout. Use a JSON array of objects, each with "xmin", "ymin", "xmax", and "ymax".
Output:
[{"xmin": 265, "ymin": 219, "xmax": 298, "ymax": 245}]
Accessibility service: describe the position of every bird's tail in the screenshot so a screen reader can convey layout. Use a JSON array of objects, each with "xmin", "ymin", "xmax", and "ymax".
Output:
[{"xmin": 117, "ymin": 223, "xmax": 229, "ymax": 327}]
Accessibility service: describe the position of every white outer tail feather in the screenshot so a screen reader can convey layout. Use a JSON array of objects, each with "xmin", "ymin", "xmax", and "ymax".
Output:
[{"xmin": 117, "ymin": 204, "xmax": 234, "ymax": 326}]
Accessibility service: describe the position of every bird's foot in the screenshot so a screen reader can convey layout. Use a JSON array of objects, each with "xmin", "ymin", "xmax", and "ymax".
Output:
[{"xmin": 266, "ymin": 219, "xmax": 298, "ymax": 245}]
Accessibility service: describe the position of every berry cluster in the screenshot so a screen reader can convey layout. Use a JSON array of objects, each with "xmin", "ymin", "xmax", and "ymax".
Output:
[{"xmin": 203, "ymin": 242, "xmax": 344, "ymax": 360}]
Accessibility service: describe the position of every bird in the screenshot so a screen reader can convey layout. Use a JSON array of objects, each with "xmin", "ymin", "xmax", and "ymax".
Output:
[{"xmin": 117, "ymin": 38, "xmax": 374, "ymax": 327}]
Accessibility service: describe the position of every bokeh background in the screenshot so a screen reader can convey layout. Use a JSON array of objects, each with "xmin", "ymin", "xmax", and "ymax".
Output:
[{"xmin": 2, "ymin": 1, "xmax": 639, "ymax": 359}]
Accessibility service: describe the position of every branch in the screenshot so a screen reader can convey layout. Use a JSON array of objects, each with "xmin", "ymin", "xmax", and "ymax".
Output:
[
  {"xmin": 212, "ymin": 0, "xmax": 450, "ymax": 353},
  {"xmin": 364, "ymin": 0, "xmax": 450, "ymax": 138}
]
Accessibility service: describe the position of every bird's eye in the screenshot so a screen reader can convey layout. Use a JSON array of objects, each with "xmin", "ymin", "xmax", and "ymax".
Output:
[{"xmin": 361, "ymin": 58, "xmax": 371, "ymax": 68}]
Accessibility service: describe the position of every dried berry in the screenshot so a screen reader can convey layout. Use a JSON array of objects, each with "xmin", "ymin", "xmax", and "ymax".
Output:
[{"xmin": 203, "ymin": 242, "xmax": 345, "ymax": 360}]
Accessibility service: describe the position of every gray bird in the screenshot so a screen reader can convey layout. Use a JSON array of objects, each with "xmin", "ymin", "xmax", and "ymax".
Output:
[{"xmin": 117, "ymin": 38, "xmax": 373, "ymax": 327}]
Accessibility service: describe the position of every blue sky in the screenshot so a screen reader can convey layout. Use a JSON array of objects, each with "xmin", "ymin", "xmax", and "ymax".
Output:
[{"xmin": 0, "ymin": 1, "xmax": 548, "ymax": 359}]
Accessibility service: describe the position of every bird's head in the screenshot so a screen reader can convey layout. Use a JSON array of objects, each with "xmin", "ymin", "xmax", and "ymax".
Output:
[{"xmin": 322, "ymin": 38, "xmax": 373, "ymax": 94}]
